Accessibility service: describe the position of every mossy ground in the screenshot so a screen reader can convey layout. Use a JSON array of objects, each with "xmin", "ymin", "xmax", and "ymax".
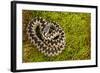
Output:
[{"xmin": 22, "ymin": 10, "xmax": 91, "ymax": 63}]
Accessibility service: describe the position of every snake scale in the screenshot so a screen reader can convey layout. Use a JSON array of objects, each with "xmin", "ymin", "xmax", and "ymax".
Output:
[{"xmin": 27, "ymin": 17, "xmax": 65, "ymax": 56}]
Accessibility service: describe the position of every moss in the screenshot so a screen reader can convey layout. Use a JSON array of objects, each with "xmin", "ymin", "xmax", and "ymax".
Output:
[{"xmin": 22, "ymin": 10, "xmax": 91, "ymax": 63}]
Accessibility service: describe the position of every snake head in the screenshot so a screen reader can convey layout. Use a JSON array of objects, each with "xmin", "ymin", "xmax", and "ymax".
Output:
[{"xmin": 43, "ymin": 23, "xmax": 51, "ymax": 36}]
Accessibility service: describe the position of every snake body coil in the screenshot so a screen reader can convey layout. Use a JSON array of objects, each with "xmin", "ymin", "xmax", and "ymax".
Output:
[{"xmin": 27, "ymin": 17, "xmax": 65, "ymax": 56}]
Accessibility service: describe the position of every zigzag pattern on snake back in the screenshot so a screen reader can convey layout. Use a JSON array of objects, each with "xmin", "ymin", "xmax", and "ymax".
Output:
[{"xmin": 27, "ymin": 17, "xmax": 65, "ymax": 56}]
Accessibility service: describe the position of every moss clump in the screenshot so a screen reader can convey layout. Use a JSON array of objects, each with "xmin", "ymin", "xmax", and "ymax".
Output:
[{"xmin": 22, "ymin": 10, "xmax": 91, "ymax": 63}]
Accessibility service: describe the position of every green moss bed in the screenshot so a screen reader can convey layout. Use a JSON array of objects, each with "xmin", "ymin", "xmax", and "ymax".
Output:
[{"xmin": 22, "ymin": 10, "xmax": 91, "ymax": 63}]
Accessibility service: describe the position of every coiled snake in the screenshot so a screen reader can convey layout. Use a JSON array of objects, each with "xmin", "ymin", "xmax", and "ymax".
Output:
[{"xmin": 27, "ymin": 17, "xmax": 65, "ymax": 56}]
